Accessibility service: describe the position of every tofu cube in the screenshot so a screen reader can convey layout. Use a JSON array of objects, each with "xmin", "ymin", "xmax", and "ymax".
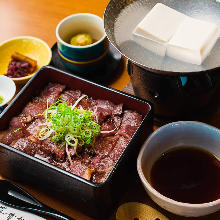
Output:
[
  {"xmin": 167, "ymin": 17, "xmax": 219, "ymax": 65},
  {"xmin": 133, "ymin": 3, "xmax": 186, "ymax": 43},
  {"xmin": 132, "ymin": 34, "xmax": 167, "ymax": 56},
  {"xmin": 132, "ymin": 3, "xmax": 219, "ymax": 65}
]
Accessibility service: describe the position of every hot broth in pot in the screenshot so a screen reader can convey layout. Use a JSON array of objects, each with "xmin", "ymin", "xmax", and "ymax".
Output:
[{"xmin": 150, "ymin": 146, "xmax": 220, "ymax": 203}]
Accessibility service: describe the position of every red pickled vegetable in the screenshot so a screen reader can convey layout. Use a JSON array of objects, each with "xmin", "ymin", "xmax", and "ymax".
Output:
[{"xmin": 6, "ymin": 52, "xmax": 37, "ymax": 78}]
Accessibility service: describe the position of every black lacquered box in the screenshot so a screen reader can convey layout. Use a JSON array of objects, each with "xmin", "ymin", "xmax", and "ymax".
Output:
[{"xmin": 0, "ymin": 66, "xmax": 153, "ymax": 219}]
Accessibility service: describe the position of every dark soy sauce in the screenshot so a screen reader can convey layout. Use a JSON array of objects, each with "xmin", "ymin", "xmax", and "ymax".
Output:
[{"xmin": 150, "ymin": 146, "xmax": 220, "ymax": 203}]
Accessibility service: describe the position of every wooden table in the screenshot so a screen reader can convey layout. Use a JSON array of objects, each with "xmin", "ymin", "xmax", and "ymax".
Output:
[{"xmin": 1, "ymin": 1, "xmax": 220, "ymax": 220}]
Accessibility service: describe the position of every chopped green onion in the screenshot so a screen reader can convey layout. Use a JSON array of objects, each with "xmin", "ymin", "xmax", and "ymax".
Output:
[
  {"xmin": 65, "ymin": 134, "xmax": 78, "ymax": 147},
  {"xmin": 40, "ymin": 98, "xmax": 100, "ymax": 154},
  {"xmin": 12, "ymin": 127, "xmax": 22, "ymax": 133},
  {"xmin": 71, "ymin": 94, "xmax": 87, "ymax": 110}
]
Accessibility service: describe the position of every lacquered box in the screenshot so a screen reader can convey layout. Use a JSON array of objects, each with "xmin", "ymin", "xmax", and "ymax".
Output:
[{"xmin": 0, "ymin": 66, "xmax": 153, "ymax": 219}]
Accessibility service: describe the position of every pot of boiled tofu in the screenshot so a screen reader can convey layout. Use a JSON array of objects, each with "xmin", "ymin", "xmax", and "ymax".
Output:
[{"xmin": 104, "ymin": 0, "xmax": 220, "ymax": 122}]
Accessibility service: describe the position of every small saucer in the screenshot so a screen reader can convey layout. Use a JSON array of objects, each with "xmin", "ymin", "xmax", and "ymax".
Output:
[{"xmin": 50, "ymin": 43, "xmax": 122, "ymax": 85}]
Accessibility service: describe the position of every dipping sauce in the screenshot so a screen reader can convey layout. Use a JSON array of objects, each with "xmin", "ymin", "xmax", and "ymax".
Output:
[{"xmin": 150, "ymin": 146, "xmax": 220, "ymax": 203}]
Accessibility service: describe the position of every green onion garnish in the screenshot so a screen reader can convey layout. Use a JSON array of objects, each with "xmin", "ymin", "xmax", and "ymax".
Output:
[
  {"xmin": 12, "ymin": 127, "xmax": 22, "ymax": 133},
  {"xmin": 39, "ymin": 99, "xmax": 100, "ymax": 153}
]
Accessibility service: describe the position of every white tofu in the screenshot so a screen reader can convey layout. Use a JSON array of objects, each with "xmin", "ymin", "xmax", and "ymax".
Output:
[
  {"xmin": 132, "ymin": 3, "xmax": 219, "ymax": 65},
  {"xmin": 132, "ymin": 34, "xmax": 166, "ymax": 57},
  {"xmin": 167, "ymin": 17, "xmax": 219, "ymax": 65},
  {"xmin": 133, "ymin": 3, "xmax": 186, "ymax": 43}
]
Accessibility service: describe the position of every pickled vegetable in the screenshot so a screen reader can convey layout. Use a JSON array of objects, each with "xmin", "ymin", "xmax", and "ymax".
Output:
[
  {"xmin": 70, "ymin": 33, "xmax": 93, "ymax": 46},
  {"xmin": 0, "ymin": 95, "xmax": 3, "ymax": 104}
]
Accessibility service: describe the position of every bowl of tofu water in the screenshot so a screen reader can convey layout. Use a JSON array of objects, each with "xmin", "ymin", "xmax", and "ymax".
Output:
[
  {"xmin": 137, "ymin": 121, "xmax": 220, "ymax": 217},
  {"xmin": 104, "ymin": 0, "xmax": 220, "ymax": 122}
]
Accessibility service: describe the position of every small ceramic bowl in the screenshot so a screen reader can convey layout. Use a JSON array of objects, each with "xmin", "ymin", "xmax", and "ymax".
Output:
[
  {"xmin": 56, "ymin": 13, "xmax": 109, "ymax": 73},
  {"xmin": 0, "ymin": 75, "xmax": 16, "ymax": 107},
  {"xmin": 0, "ymin": 36, "xmax": 52, "ymax": 85},
  {"xmin": 137, "ymin": 121, "xmax": 220, "ymax": 217}
]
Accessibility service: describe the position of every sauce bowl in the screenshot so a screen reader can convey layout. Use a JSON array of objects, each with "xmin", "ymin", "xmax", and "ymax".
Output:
[{"xmin": 137, "ymin": 121, "xmax": 220, "ymax": 217}]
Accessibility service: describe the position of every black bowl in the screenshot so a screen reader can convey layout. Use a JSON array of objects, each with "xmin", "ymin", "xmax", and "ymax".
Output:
[{"xmin": 0, "ymin": 66, "xmax": 153, "ymax": 219}]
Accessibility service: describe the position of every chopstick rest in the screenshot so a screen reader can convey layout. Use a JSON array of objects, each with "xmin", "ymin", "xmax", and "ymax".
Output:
[{"xmin": 116, "ymin": 202, "xmax": 169, "ymax": 220}]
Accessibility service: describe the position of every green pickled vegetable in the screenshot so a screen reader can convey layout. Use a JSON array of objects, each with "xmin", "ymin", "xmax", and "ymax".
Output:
[
  {"xmin": 70, "ymin": 33, "xmax": 93, "ymax": 46},
  {"xmin": 0, "ymin": 95, "xmax": 3, "ymax": 104}
]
